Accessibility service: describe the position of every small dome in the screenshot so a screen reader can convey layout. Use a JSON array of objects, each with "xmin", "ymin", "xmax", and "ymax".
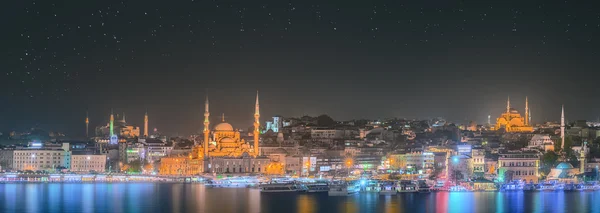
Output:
[
  {"xmin": 220, "ymin": 137, "xmax": 235, "ymax": 143},
  {"xmin": 556, "ymin": 162, "xmax": 574, "ymax": 169},
  {"xmin": 214, "ymin": 122, "xmax": 234, "ymax": 131},
  {"xmin": 509, "ymin": 108, "xmax": 519, "ymax": 114}
]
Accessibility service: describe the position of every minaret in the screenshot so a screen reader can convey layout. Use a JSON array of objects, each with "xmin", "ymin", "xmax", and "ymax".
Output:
[
  {"xmin": 528, "ymin": 108, "xmax": 532, "ymax": 126},
  {"xmin": 85, "ymin": 111, "xmax": 89, "ymax": 137},
  {"xmin": 110, "ymin": 109, "xmax": 114, "ymax": 136},
  {"xmin": 506, "ymin": 96, "xmax": 510, "ymax": 114},
  {"xmin": 580, "ymin": 141, "xmax": 587, "ymax": 173},
  {"xmin": 561, "ymin": 105, "xmax": 565, "ymax": 151},
  {"xmin": 144, "ymin": 110, "xmax": 149, "ymax": 137},
  {"xmin": 122, "ymin": 112, "xmax": 126, "ymax": 123},
  {"xmin": 203, "ymin": 95, "xmax": 210, "ymax": 158},
  {"xmin": 253, "ymin": 91, "xmax": 260, "ymax": 157},
  {"xmin": 524, "ymin": 96, "xmax": 529, "ymax": 126}
]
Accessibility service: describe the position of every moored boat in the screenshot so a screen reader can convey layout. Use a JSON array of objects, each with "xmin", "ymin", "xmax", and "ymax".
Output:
[
  {"xmin": 306, "ymin": 183, "xmax": 329, "ymax": 193},
  {"xmin": 397, "ymin": 180, "xmax": 418, "ymax": 193},
  {"xmin": 259, "ymin": 182, "xmax": 306, "ymax": 193},
  {"xmin": 328, "ymin": 182, "xmax": 360, "ymax": 196}
]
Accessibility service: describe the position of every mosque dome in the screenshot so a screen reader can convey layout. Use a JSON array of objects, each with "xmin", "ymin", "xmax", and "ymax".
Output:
[
  {"xmin": 214, "ymin": 122, "xmax": 234, "ymax": 131},
  {"xmin": 556, "ymin": 162, "xmax": 574, "ymax": 169},
  {"xmin": 509, "ymin": 108, "xmax": 519, "ymax": 114}
]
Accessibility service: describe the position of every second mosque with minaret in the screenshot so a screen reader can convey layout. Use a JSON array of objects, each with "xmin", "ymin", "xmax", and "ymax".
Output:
[{"xmin": 493, "ymin": 96, "xmax": 534, "ymax": 133}]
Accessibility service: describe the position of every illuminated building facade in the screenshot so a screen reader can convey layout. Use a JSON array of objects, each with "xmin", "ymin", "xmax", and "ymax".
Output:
[
  {"xmin": 159, "ymin": 156, "xmax": 203, "ymax": 175},
  {"xmin": 494, "ymin": 97, "xmax": 534, "ymax": 132},
  {"xmin": 70, "ymin": 154, "xmax": 106, "ymax": 172},
  {"xmin": 497, "ymin": 151, "xmax": 540, "ymax": 183}
]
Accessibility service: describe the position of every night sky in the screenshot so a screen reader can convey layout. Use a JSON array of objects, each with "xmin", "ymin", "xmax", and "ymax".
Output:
[{"xmin": 1, "ymin": 0, "xmax": 600, "ymax": 136}]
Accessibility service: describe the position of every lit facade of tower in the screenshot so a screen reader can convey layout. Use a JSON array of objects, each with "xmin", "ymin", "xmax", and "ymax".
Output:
[
  {"xmin": 203, "ymin": 95, "xmax": 210, "ymax": 158},
  {"xmin": 580, "ymin": 141, "xmax": 587, "ymax": 173},
  {"xmin": 110, "ymin": 109, "xmax": 114, "ymax": 136},
  {"xmin": 524, "ymin": 97, "xmax": 529, "ymax": 126},
  {"xmin": 85, "ymin": 111, "xmax": 89, "ymax": 137},
  {"xmin": 144, "ymin": 110, "xmax": 149, "ymax": 137},
  {"xmin": 528, "ymin": 108, "xmax": 532, "ymax": 125},
  {"xmin": 561, "ymin": 105, "xmax": 565, "ymax": 151},
  {"xmin": 253, "ymin": 91, "xmax": 260, "ymax": 156}
]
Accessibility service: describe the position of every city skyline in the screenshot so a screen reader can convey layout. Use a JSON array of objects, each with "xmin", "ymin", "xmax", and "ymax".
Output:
[{"xmin": 0, "ymin": 93, "xmax": 588, "ymax": 137}]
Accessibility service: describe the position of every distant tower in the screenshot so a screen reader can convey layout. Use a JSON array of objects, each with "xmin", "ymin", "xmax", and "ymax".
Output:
[
  {"xmin": 203, "ymin": 95, "xmax": 210, "ymax": 158},
  {"xmin": 524, "ymin": 96, "xmax": 529, "ymax": 126},
  {"xmin": 253, "ymin": 91, "xmax": 260, "ymax": 156},
  {"xmin": 144, "ymin": 110, "xmax": 149, "ymax": 137},
  {"xmin": 561, "ymin": 105, "xmax": 565, "ymax": 151},
  {"xmin": 85, "ymin": 111, "xmax": 89, "ymax": 137},
  {"xmin": 580, "ymin": 141, "xmax": 587, "ymax": 173},
  {"xmin": 110, "ymin": 109, "xmax": 114, "ymax": 136},
  {"xmin": 487, "ymin": 115, "xmax": 491, "ymax": 125},
  {"xmin": 122, "ymin": 112, "xmax": 126, "ymax": 123},
  {"xmin": 528, "ymin": 108, "xmax": 532, "ymax": 125}
]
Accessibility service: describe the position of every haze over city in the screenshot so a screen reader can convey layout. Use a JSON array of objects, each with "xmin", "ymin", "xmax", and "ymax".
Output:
[{"xmin": 2, "ymin": 1, "xmax": 600, "ymax": 136}]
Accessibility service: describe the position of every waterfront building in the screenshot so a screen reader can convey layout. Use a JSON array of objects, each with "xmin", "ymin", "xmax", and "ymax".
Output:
[
  {"xmin": 528, "ymin": 134, "xmax": 555, "ymax": 152},
  {"xmin": 70, "ymin": 154, "xmax": 106, "ymax": 172},
  {"xmin": 159, "ymin": 156, "xmax": 203, "ymax": 175},
  {"xmin": 494, "ymin": 97, "xmax": 534, "ymax": 133},
  {"xmin": 0, "ymin": 149, "xmax": 14, "ymax": 171},
  {"xmin": 497, "ymin": 151, "xmax": 541, "ymax": 183},
  {"xmin": 471, "ymin": 148, "xmax": 486, "ymax": 178},
  {"xmin": 447, "ymin": 154, "xmax": 472, "ymax": 182},
  {"xmin": 143, "ymin": 139, "xmax": 172, "ymax": 163},
  {"xmin": 12, "ymin": 148, "xmax": 69, "ymax": 171},
  {"xmin": 388, "ymin": 152, "xmax": 435, "ymax": 174}
]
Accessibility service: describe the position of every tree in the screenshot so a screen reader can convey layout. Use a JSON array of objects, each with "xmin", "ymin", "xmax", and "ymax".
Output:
[
  {"xmin": 541, "ymin": 151, "xmax": 559, "ymax": 175},
  {"xmin": 316, "ymin": 114, "xmax": 336, "ymax": 127}
]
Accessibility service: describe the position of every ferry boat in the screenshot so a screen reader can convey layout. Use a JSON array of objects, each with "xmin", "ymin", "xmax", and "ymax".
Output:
[
  {"xmin": 449, "ymin": 185, "xmax": 470, "ymax": 192},
  {"xmin": 536, "ymin": 182, "xmax": 562, "ymax": 191},
  {"xmin": 564, "ymin": 182, "xmax": 577, "ymax": 191},
  {"xmin": 328, "ymin": 182, "xmax": 360, "ymax": 196},
  {"xmin": 259, "ymin": 182, "xmax": 306, "ymax": 193},
  {"xmin": 379, "ymin": 182, "xmax": 397, "ymax": 196},
  {"xmin": 500, "ymin": 181, "xmax": 523, "ymax": 191},
  {"xmin": 577, "ymin": 182, "xmax": 600, "ymax": 191},
  {"xmin": 397, "ymin": 180, "xmax": 418, "ymax": 193},
  {"xmin": 523, "ymin": 183, "xmax": 536, "ymax": 191},
  {"xmin": 306, "ymin": 183, "xmax": 329, "ymax": 193},
  {"xmin": 417, "ymin": 180, "xmax": 431, "ymax": 193}
]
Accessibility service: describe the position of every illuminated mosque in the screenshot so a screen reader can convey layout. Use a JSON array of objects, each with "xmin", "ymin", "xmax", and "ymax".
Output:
[
  {"xmin": 494, "ymin": 97, "xmax": 533, "ymax": 133},
  {"xmin": 160, "ymin": 92, "xmax": 270, "ymax": 175}
]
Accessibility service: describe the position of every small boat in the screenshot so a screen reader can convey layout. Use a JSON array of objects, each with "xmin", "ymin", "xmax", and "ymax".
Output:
[
  {"xmin": 259, "ymin": 182, "xmax": 306, "ymax": 193},
  {"xmin": 417, "ymin": 180, "xmax": 431, "ymax": 193},
  {"xmin": 398, "ymin": 180, "xmax": 418, "ymax": 193},
  {"xmin": 449, "ymin": 185, "xmax": 470, "ymax": 192},
  {"xmin": 328, "ymin": 182, "xmax": 360, "ymax": 196},
  {"xmin": 306, "ymin": 183, "xmax": 329, "ymax": 193},
  {"xmin": 537, "ymin": 182, "xmax": 561, "ymax": 191},
  {"xmin": 379, "ymin": 182, "xmax": 397, "ymax": 196}
]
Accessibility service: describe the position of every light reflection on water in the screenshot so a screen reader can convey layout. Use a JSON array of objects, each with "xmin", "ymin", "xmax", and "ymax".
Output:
[{"xmin": 1, "ymin": 183, "xmax": 600, "ymax": 213}]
